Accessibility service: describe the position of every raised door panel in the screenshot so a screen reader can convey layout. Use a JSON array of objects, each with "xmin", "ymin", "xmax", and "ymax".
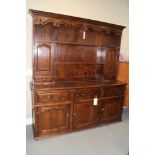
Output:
[
  {"xmin": 100, "ymin": 97, "xmax": 123, "ymax": 123},
  {"xmin": 35, "ymin": 44, "xmax": 51, "ymax": 71},
  {"xmin": 73, "ymin": 101, "xmax": 100, "ymax": 129},
  {"xmin": 104, "ymin": 48, "xmax": 118, "ymax": 80},
  {"xmin": 34, "ymin": 43, "xmax": 54, "ymax": 79},
  {"xmin": 37, "ymin": 105, "xmax": 70, "ymax": 136}
]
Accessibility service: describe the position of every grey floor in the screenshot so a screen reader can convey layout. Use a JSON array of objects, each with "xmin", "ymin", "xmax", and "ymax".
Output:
[{"xmin": 26, "ymin": 109, "xmax": 129, "ymax": 155}]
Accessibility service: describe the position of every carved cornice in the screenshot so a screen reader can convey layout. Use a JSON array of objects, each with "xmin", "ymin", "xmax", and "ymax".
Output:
[{"xmin": 34, "ymin": 16, "xmax": 122, "ymax": 36}]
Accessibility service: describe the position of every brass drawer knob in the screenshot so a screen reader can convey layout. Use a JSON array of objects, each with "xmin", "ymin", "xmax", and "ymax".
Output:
[
  {"xmin": 76, "ymin": 94, "xmax": 80, "ymax": 97},
  {"xmin": 66, "ymin": 113, "xmax": 69, "ymax": 117},
  {"xmin": 108, "ymin": 92, "xmax": 112, "ymax": 95},
  {"xmin": 101, "ymin": 108, "xmax": 104, "ymax": 111},
  {"xmin": 73, "ymin": 113, "xmax": 77, "ymax": 116},
  {"xmin": 61, "ymin": 96, "xmax": 66, "ymax": 100}
]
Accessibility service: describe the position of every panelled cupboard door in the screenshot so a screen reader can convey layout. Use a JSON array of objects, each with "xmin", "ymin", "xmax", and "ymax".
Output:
[
  {"xmin": 100, "ymin": 98, "xmax": 123, "ymax": 122},
  {"xmin": 34, "ymin": 42, "xmax": 55, "ymax": 82},
  {"xmin": 36, "ymin": 105, "xmax": 70, "ymax": 136},
  {"xmin": 104, "ymin": 48, "xmax": 118, "ymax": 81},
  {"xmin": 73, "ymin": 101, "xmax": 100, "ymax": 129}
]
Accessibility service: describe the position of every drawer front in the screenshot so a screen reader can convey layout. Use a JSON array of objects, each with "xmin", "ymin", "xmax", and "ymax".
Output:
[
  {"xmin": 75, "ymin": 89, "xmax": 90, "ymax": 101},
  {"xmin": 75, "ymin": 88, "xmax": 101, "ymax": 101},
  {"xmin": 90, "ymin": 88, "xmax": 101, "ymax": 98},
  {"xmin": 103, "ymin": 85, "xmax": 124, "ymax": 98},
  {"xmin": 37, "ymin": 90, "xmax": 72, "ymax": 103},
  {"xmin": 34, "ymin": 76, "xmax": 53, "ymax": 82}
]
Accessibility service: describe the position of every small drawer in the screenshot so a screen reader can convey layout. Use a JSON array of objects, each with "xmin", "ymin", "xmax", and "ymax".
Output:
[
  {"xmin": 75, "ymin": 89, "xmax": 90, "ymax": 101},
  {"xmin": 34, "ymin": 76, "xmax": 53, "ymax": 82},
  {"xmin": 103, "ymin": 86, "xmax": 124, "ymax": 98},
  {"xmin": 37, "ymin": 90, "xmax": 72, "ymax": 103},
  {"xmin": 75, "ymin": 88, "xmax": 101, "ymax": 101},
  {"xmin": 90, "ymin": 89, "xmax": 101, "ymax": 98}
]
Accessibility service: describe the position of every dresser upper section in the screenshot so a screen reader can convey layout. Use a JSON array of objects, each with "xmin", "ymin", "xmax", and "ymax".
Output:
[{"xmin": 29, "ymin": 10, "xmax": 125, "ymax": 83}]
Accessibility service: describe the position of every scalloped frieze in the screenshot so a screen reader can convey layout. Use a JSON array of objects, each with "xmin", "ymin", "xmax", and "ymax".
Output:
[{"xmin": 34, "ymin": 16, "xmax": 121, "ymax": 35}]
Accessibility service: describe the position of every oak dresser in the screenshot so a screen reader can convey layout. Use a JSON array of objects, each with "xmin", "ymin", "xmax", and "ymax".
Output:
[{"xmin": 29, "ymin": 10, "xmax": 126, "ymax": 139}]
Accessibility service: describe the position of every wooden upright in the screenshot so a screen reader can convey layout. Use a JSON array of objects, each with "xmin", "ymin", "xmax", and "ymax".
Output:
[{"xmin": 117, "ymin": 61, "xmax": 129, "ymax": 107}]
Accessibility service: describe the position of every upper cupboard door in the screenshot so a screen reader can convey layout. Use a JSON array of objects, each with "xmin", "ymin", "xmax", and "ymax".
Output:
[
  {"xmin": 104, "ymin": 48, "xmax": 118, "ymax": 81},
  {"xmin": 34, "ymin": 42, "xmax": 54, "ymax": 75}
]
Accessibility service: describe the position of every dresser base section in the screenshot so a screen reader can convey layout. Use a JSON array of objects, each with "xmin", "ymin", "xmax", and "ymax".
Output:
[{"xmin": 31, "ymin": 81, "xmax": 126, "ymax": 139}]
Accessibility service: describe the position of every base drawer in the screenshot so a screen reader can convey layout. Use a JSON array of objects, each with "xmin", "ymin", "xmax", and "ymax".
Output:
[
  {"xmin": 34, "ymin": 76, "xmax": 53, "ymax": 82},
  {"xmin": 74, "ymin": 88, "xmax": 101, "ymax": 101},
  {"xmin": 103, "ymin": 85, "xmax": 125, "ymax": 98},
  {"xmin": 36, "ymin": 90, "xmax": 73, "ymax": 104}
]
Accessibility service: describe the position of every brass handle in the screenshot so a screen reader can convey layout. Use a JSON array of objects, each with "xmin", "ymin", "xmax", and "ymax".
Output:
[
  {"xmin": 76, "ymin": 94, "xmax": 80, "ymax": 97},
  {"xmin": 73, "ymin": 113, "xmax": 77, "ymax": 116},
  {"xmin": 61, "ymin": 96, "xmax": 66, "ymax": 100},
  {"xmin": 81, "ymin": 93, "xmax": 85, "ymax": 97},
  {"xmin": 108, "ymin": 92, "xmax": 112, "ymax": 95},
  {"xmin": 66, "ymin": 113, "xmax": 69, "ymax": 117},
  {"xmin": 101, "ymin": 108, "xmax": 104, "ymax": 111},
  {"xmin": 42, "ymin": 78, "xmax": 46, "ymax": 81}
]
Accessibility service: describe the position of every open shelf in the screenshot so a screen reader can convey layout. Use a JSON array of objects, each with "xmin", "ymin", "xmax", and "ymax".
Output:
[{"xmin": 34, "ymin": 40, "xmax": 118, "ymax": 48}]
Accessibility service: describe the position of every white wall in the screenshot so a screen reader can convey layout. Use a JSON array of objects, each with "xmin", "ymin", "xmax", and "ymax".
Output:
[{"xmin": 26, "ymin": 0, "xmax": 129, "ymax": 122}]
